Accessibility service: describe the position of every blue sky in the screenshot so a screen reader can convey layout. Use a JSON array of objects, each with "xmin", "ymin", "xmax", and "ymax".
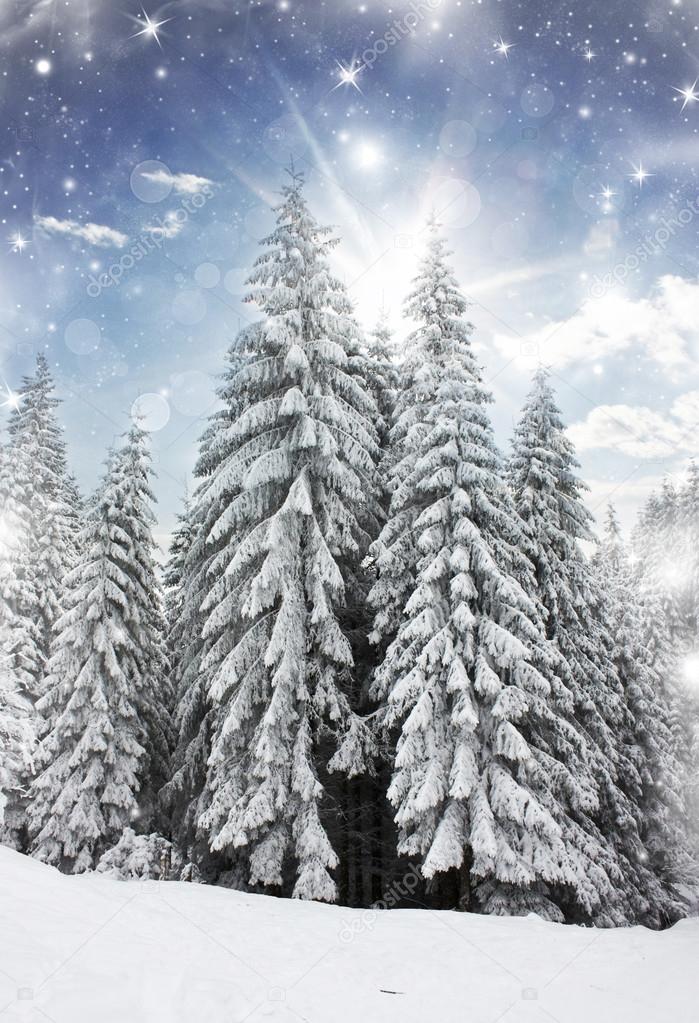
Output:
[{"xmin": 2, "ymin": 0, "xmax": 699, "ymax": 546}]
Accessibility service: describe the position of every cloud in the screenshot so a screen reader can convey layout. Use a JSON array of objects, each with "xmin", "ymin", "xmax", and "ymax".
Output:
[
  {"xmin": 35, "ymin": 215, "xmax": 128, "ymax": 248},
  {"xmin": 583, "ymin": 473, "xmax": 685, "ymax": 532},
  {"xmin": 139, "ymin": 169, "xmax": 214, "ymax": 195},
  {"xmin": 568, "ymin": 390, "xmax": 699, "ymax": 459},
  {"xmin": 493, "ymin": 275, "xmax": 699, "ymax": 376}
]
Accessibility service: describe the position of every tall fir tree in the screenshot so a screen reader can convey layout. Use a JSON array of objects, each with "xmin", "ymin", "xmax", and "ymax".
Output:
[
  {"xmin": 364, "ymin": 313, "xmax": 400, "ymax": 450},
  {"xmin": 0, "ymin": 358, "xmax": 79, "ymax": 846},
  {"xmin": 161, "ymin": 491, "xmax": 209, "ymax": 856},
  {"xmin": 369, "ymin": 223, "xmax": 595, "ymax": 920},
  {"xmin": 508, "ymin": 369, "xmax": 680, "ymax": 924},
  {"xmin": 634, "ymin": 479, "xmax": 685, "ymax": 642},
  {"xmin": 197, "ymin": 169, "xmax": 380, "ymax": 901},
  {"xmin": 28, "ymin": 423, "xmax": 169, "ymax": 871},
  {"xmin": 633, "ymin": 477, "xmax": 699, "ymax": 810},
  {"xmin": 0, "ymin": 480, "xmax": 37, "ymax": 846},
  {"xmin": 1, "ymin": 355, "xmax": 80, "ymax": 695},
  {"xmin": 596, "ymin": 505, "xmax": 693, "ymax": 922},
  {"xmin": 677, "ymin": 461, "xmax": 699, "ymax": 637},
  {"xmin": 161, "ymin": 331, "xmax": 255, "ymax": 870}
]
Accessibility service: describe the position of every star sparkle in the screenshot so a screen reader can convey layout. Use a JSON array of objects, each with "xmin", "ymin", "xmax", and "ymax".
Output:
[
  {"xmin": 332, "ymin": 61, "xmax": 364, "ymax": 93},
  {"xmin": 129, "ymin": 8, "xmax": 172, "ymax": 49},
  {"xmin": 673, "ymin": 78, "xmax": 699, "ymax": 112},
  {"xmin": 9, "ymin": 231, "xmax": 29, "ymax": 254},
  {"xmin": 630, "ymin": 161, "xmax": 653, "ymax": 188},
  {"xmin": 0, "ymin": 383, "xmax": 20, "ymax": 410},
  {"xmin": 493, "ymin": 37, "xmax": 515, "ymax": 58},
  {"xmin": 583, "ymin": 47, "xmax": 596, "ymax": 62}
]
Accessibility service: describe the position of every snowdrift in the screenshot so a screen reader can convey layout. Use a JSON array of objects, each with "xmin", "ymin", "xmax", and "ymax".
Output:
[{"xmin": 1, "ymin": 845, "xmax": 696, "ymax": 1022}]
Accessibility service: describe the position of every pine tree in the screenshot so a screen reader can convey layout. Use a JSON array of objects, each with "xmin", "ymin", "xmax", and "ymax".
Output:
[
  {"xmin": 0, "ymin": 425, "xmax": 42, "ymax": 844},
  {"xmin": 364, "ymin": 313, "xmax": 400, "ymax": 449},
  {"xmin": 160, "ymin": 493, "xmax": 210, "ymax": 855},
  {"xmin": 28, "ymin": 423, "xmax": 168, "ymax": 871},
  {"xmin": 0, "ymin": 515, "xmax": 36, "ymax": 847},
  {"xmin": 677, "ymin": 465, "xmax": 699, "ymax": 845},
  {"xmin": 508, "ymin": 370, "xmax": 679, "ymax": 924},
  {"xmin": 597, "ymin": 505, "xmax": 693, "ymax": 922},
  {"xmin": 338, "ymin": 315, "xmax": 398, "ymax": 904},
  {"xmin": 678, "ymin": 461, "xmax": 699, "ymax": 636},
  {"xmin": 161, "ymin": 331, "xmax": 255, "ymax": 870},
  {"xmin": 635, "ymin": 479, "xmax": 685, "ymax": 642},
  {"xmin": 198, "ymin": 169, "xmax": 380, "ymax": 901},
  {"xmin": 370, "ymin": 223, "xmax": 589, "ymax": 920},
  {"xmin": 0, "ymin": 441, "xmax": 42, "ymax": 708},
  {"xmin": 2, "ymin": 355, "xmax": 80, "ymax": 695},
  {"xmin": 0, "ymin": 629, "xmax": 35, "ymax": 835},
  {"xmin": 0, "ymin": 358, "xmax": 81, "ymax": 847},
  {"xmin": 116, "ymin": 423, "xmax": 172, "ymax": 822},
  {"xmin": 633, "ymin": 478, "xmax": 699, "ymax": 812},
  {"xmin": 163, "ymin": 494, "xmax": 194, "ymax": 637},
  {"xmin": 508, "ymin": 371, "xmax": 617, "ymax": 922}
]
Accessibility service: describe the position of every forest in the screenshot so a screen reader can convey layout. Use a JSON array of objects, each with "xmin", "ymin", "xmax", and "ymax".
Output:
[{"xmin": 1, "ymin": 171, "xmax": 697, "ymax": 929}]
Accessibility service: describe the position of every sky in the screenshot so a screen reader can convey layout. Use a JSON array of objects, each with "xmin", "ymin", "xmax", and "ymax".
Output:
[{"xmin": 2, "ymin": 0, "xmax": 699, "ymax": 548}]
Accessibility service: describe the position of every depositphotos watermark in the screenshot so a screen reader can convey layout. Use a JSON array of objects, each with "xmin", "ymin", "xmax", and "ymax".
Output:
[
  {"xmin": 588, "ymin": 195, "xmax": 699, "ymax": 299},
  {"xmin": 86, "ymin": 184, "xmax": 213, "ymax": 298},
  {"xmin": 360, "ymin": 0, "xmax": 443, "ymax": 70},
  {"xmin": 338, "ymin": 865, "xmax": 422, "ymax": 943}
]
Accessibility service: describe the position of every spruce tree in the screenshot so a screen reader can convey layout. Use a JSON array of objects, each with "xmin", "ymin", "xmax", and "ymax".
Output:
[
  {"xmin": 0, "ymin": 631, "xmax": 35, "ymax": 844},
  {"xmin": 633, "ymin": 471, "xmax": 699, "ymax": 878},
  {"xmin": 508, "ymin": 370, "xmax": 676, "ymax": 924},
  {"xmin": 369, "ymin": 223, "xmax": 586, "ymax": 920},
  {"xmin": 0, "ymin": 425, "xmax": 42, "ymax": 843},
  {"xmin": 161, "ymin": 331, "xmax": 255, "ymax": 869},
  {"xmin": 2, "ymin": 355, "xmax": 79, "ymax": 695},
  {"xmin": 0, "ymin": 497, "xmax": 37, "ymax": 846},
  {"xmin": 117, "ymin": 423, "xmax": 172, "ymax": 821},
  {"xmin": 161, "ymin": 490, "xmax": 217, "ymax": 863},
  {"xmin": 597, "ymin": 505, "xmax": 693, "ymax": 922},
  {"xmin": 28, "ymin": 423, "xmax": 168, "ymax": 871},
  {"xmin": 198, "ymin": 169, "xmax": 380, "ymax": 901},
  {"xmin": 678, "ymin": 461, "xmax": 699, "ymax": 636},
  {"xmin": 364, "ymin": 313, "xmax": 400, "ymax": 450},
  {"xmin": 635, "ymin": 479, "xmax": 685, "ymax": 642}
]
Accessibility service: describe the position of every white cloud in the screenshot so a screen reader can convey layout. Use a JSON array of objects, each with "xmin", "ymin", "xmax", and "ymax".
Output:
[
  {"xmin": 568, "ymin": 390, "xmax": 699, "ymax": 459},
  {"xmin": 583, "ymin": 473, "xmax": 683, "ymax": 533},
  {"xmin": 493, "ymin": 275, "xmax": 699, "ymax": 376},
  {"xmin": 140, "ymin": 169, "xmax": 214, "ymax": 195},
  {"xmin": 670, "ymin": 389, "xmax": 699, "ymax": 430},
  {"xmin": 35, "ymin": 215, "xmax": 128, "ymax": 249}
]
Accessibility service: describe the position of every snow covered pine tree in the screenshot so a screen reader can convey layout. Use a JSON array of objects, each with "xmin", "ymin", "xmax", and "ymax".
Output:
[
  {"xmin": 595, "ymin": 504, "xmax": 692, "ymax": 924},
  {"xmin": 0, "ymin": 603, "xmax": 35, "ymax": 845},
  {"xmin": 370, "ymin": 221, "xmax": 588, "ymax": 920},
  {"xmin": 161, "ymin": 336, "xmax": 254, "ymax": 871},
  {"xmin": 2, "ymin": 355, "xmax": 80, "ymax": 691},
  {"xmin": 0, "ymin": 356, "xmax": 80, "ymax": 847},
  {"xmin": 508, "ymin": 368, "xmax": 683, "ymax": 925},
  {"xmin": 28, "ymin": 423, "xmax": 170, "ymax": 871},
  {"xmin": 198, "ymin": 168, "xmax": 381, "ymax": 901}
]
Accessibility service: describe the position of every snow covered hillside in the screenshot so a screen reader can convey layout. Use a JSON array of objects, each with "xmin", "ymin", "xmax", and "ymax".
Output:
[{"xmin": 1, "ymin": 846, "xmax": 696, "ymax": 1023}]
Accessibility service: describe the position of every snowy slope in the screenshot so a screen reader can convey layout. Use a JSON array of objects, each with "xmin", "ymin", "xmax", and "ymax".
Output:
[{"xmin": 0, "ymin": 846, "xmax": 696, "ymax": 1023}]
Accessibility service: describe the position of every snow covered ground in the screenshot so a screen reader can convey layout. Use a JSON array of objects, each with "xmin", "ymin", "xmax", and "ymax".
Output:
[{"xmin": 1, "ymin": 846, "xmax": 696, "ymax": 1023}]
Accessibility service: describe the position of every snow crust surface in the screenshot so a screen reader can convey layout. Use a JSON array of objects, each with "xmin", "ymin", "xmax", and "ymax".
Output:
[{"xmin": 1, "ymin": 846, "xmax": 696, "ymax": 1022}]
